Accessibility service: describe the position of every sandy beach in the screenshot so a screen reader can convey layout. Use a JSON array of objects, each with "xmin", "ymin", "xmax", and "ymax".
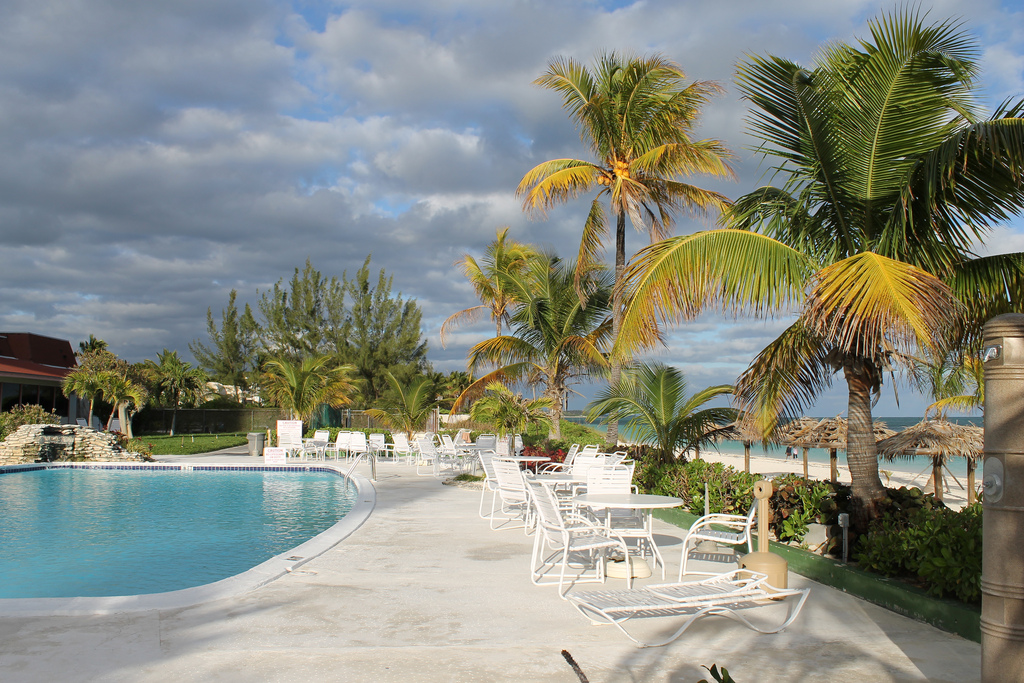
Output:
[{"xmin": 688, "ymin": 444, "xmax": 973, "ymax": 511}]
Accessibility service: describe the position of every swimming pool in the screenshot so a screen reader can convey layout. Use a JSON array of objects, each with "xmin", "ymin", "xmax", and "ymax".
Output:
[{"xmin": 0, "ymin": 464, "xmax": 368, "ymax": 605}]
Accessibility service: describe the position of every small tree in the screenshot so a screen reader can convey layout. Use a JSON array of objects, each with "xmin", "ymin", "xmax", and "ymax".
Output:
[
  {"xmin": 144, "ymin": 349, "xmax": 209, "ymax": 436},
  {"xmin": 364, "ymin": 372, "xmax": 434, "ymax": 439},
  {"xmin": 470, "ymin": 382, "xmax": 553, "ymax": 437},
  {"xmin": 586, "ymin": 362, "xmax": 735, "ymax": 464},
  {"xmin": 190, "ymin": 289, "xmax": 260, "ymax": 399},
  {"xmin": 260, "ymin": 355, "xmax": 358, "ymax": 422}
]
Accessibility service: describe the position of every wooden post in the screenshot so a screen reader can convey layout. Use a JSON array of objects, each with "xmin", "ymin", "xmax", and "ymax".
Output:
[
  {"xmin": 830, "ymin": 448, "xmax": 838, "ymax": 483},
  {"xmin": 968, "ymin": 457, "xmax": 977, "ymax": 505},
  {"xmin": 744, "ymin": 442, "xmax": 751, "ymax": 474},
  {"xmin": 933, "ymin": 462, "xmax": 944, "ymax": 502},
  {"xmin": 802, "ymin": 447, "xmax": 809, "ymax": 479}
]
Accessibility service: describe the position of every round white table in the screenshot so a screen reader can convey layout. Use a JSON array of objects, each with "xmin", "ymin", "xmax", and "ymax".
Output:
[{"xmin": 573, "ymin": 493, "xmax": 684, "ymax": 578}]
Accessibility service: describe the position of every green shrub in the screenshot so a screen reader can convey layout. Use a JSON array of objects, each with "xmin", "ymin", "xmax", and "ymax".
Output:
[
  {"xmin": 0, "ymin": 404, "xmax": 60, "ymax": 441},
  {"xmin": 855, "ymin": 502, "xmax": 982, "ymax": 603},
  {"xmin": 769, "ymin": 476, "xmax": 835, "ymax": 543}
]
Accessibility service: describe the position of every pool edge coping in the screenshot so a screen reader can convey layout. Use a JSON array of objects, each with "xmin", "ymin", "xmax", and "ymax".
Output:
[{"xmin": 0, "ymin": 462, "xmax": 375, "ymax": 617}]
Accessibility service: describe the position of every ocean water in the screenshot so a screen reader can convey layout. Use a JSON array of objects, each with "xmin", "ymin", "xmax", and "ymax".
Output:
[
  {"xmin": 0, "ymin": 468, "xmax": 357, "ymax": 599},
  {"xmin": 564, "ymin": 416, "xmax": 982, "ymax": 478}
]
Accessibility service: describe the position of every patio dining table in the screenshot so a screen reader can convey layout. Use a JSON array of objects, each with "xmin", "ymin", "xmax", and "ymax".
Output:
[{"xmin": 573, "ymin": 493, "xmax": 685, "ymax": 578}]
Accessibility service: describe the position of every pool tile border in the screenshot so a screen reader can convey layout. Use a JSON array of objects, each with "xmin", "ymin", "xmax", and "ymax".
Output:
[{"xmin": 0, "ymin": 462, "xmax": 375, "ymax": 617}]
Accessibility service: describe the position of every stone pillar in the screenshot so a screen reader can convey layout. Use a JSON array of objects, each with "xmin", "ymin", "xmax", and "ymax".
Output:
[{"xmin": 982, "ymin": 313, "xmax": 1024, "ymax": 682}]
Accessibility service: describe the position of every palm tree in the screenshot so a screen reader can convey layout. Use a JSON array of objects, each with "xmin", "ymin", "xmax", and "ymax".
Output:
[
  {"xmin": 440, "ymin": 227, "xmax": 538, "ymax": 344},
  {"xmin": 62, "ymin": 365, "xmax": 105, "ymax": 427},
  {"xmin": 585, "ymin": 362, "xmax": 736, "ymax": 464},
  {"xmin": 469, "ymin": 382, "xmax": 553, "ymax": 437},
  {"xmin": 364, "ymin": 372, "xmax": 434, "ymax": 439},
  {"xmin": 911, "ymin": 351, "xmax": 984, "ymax": 419},
  {"xmin": 260, "ymin": 355, "xmax": 358, "ymax": 422},
  {"xmin": 615, "ymin": 9, "xmax": 1024, "ymax": 524},
  {"xmin": 99, "ymin": 370, "xmax": 148, "ymax": 438},
  {"xmin": 77, "ymin": 335, "xmax": 108, "ymax": 355},
  {"xmin": 517, "ymin": 52, "xmax": 735, "ymax": 442},
  {"xmin": 454, "ymin": 256, "xmax": 612, "ymax": 440},
  {"xmin": 144, "ymin": 349, "xmax": 208, "ymax": 436}
]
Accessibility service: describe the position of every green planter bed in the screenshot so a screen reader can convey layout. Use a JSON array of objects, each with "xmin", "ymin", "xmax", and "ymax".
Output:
[{"xmin": 652, "ymin": 508, "xmax": 981, "ymax": 642}]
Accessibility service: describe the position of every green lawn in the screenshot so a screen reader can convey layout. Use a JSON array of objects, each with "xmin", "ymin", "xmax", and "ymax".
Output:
[{"xmin": 138, "ymin": 433, "xmax": 250, "ymax": 455}]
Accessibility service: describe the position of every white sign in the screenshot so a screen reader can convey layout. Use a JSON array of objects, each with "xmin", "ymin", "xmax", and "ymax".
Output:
[
  {"xmin": 263, "ymin": 447, "xmax": 287, "ymax": 465},
  {"xmin": 276, "ymin": 420, "xmax": 303, "ymax": 450}
]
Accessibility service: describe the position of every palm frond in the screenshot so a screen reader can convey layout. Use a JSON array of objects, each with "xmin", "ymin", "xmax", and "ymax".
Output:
[
  {"xmin": 805, "ymin": 252, "xmax": 960, "ymax": 358},
  {"xmin": 517, "ymin": 159, "xmax": 599, "ymax": 214}
]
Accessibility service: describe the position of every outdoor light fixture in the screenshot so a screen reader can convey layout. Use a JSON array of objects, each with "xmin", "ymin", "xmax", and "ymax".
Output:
[{"xmin": 982, "ymin": 344, "xmax": 1002, "ymax": 362}]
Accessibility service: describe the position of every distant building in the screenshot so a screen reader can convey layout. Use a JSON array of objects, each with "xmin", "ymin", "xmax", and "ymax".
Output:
[{"xmin": 0, "ymin": 332, "xmax": 78, "ymax": 419}]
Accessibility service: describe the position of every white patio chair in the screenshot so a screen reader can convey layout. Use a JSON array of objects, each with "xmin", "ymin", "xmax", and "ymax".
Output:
[
  {"xmin": 414, "ymin": 437, "xmax": 437, "ymax": 476},
  {"xmin": 476, "ymin": 434, "xmax": 497, "ymax": 450},
  {"xmin": 325, "ymin": 431, "xmax": 351, "ymax": 461},
  {"xmin": 524, "ymin": 474, "xmax": 632, "ymax": 597},
  {"xmin": 495, "ymin": 437, "xmax": 511, "ymax": 458},
  {"xmin": 454, "ymin": 428, "xmax": 472, "ymax": 444},
  {"xmin": 383, "ymin": 433, "xmax": 413, "ymax": 464},
  {"xmin": 679, "ymin": 504, "xmax": 758, "ymax": 578},
  {"xmin": 303, "ymin": 429, "xmax": 330, "ymax": 460},
  {"xmin": 489, "ymin": 458, "xmax": 531, "ymax": 531},
  {"xmin": 565, "ymin": 569, "xmax": 810, "ymax": 648},
  {"xmin": 539, "ymin": 444, "xmax": 579, "ymax": 473},
  {"xmin": 513, "ymin": 434, "xmax": 524, "ymax": 456},
  {"xmin": 477, "ymin": 448, "xmax": 500, "ymax": 519},
  {"xmin": 368, "ymin": 433, "xmax": 386, "ymax": 458},
  {"xmin": 348, "ymin": 431, "xmax": 368, "ymax": 458},
  {"xmin": 440, "ymin": 434, "xmax": 459, "ymax": 456}
]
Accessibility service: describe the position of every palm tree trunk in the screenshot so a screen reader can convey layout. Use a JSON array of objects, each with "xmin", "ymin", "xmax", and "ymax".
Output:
[
  {"xmin": 87, "ymin": 397, "xmax": 95, "ymax": 427},
  {"xmin": 932, "ymin": 462, "xmax": 944, "ymax": 502},
  {"xmin": 844, "ymin": 360, "xmax": 886, "ymax": 526},
  {"xmin": 744, "ymin": 442, "xmax": 750, "ymax": 473},
  {"xmin": 548, "ymin": 390, "xmax": 563, "ymax": 440},
  {"xmin": 170, "ymin": 406, "xmax": 178, "ymax": 437},
  {"xmin": 802, "ymin": 446, "xmax": 809, "ymax": 479},
  {"xmin": 605, "ymin": 210, "xmax": 627, "ymax": 446},
  {"xmin": 829, "ymin": 448, "xmax": 838, "ymax": 483}
]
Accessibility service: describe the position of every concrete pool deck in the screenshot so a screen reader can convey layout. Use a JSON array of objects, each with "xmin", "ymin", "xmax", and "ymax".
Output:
[{"xmin": 0, "ymin": 449, "xmax": 981, "ymax": 682}]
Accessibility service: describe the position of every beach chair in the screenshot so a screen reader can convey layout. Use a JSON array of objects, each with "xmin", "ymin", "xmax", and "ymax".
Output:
[
  {"xmin": 303, "ymin": 429, "xmax": 330, "ymax": 460},
  {"xmin": 490, "ymin": 458, "xmax": 531, "ymax": 531},
  {"xmin": 383, "ymin": 433, "xmax": 413, "ymax": 464},
  {"xmin": 565, "ymin": 569, "xmax": 809, "ymax": 648},
  {"xmin": 679, "ymin": 504, "xmax": 758, "ymax": 578},
  {"xmin": 367, "ymin": 433, "xmax": 386, "ymax": 459}
]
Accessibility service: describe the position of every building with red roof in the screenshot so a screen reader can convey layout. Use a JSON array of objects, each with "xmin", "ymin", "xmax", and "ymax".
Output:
[{"xmin": 0, "ymin": 332, "xmax": 78, "ymax": 419}]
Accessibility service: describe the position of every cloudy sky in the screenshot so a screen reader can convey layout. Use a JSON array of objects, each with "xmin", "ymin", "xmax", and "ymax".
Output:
[{"xmin": 2, "ymin": 0, "xmax": 1022, "ymax": 417}]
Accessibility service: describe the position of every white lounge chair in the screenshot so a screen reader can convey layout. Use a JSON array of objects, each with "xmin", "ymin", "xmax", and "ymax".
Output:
[
  {"xmin": 679, "ymin": 504, "xmax": 758, "ymax": 578},
  {"xmin": 477, "ymin": 448, "xmax": 500, "ymax": 519},
  {"xmin": 524, "ymin": 474, "xmax": 632, "ymax": 597},
  {"xmin": 539, "ymin": 444, "xmax": 580, "ymax": 473},
  {"xmin": 565, "ymin": 569, "xmax": 809, "ymax": 648}
]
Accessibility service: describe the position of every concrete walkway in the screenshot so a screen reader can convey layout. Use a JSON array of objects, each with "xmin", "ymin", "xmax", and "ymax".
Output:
[{"xmin": 0, "ymin": 452, "xmax": 981, "ymax": 682}]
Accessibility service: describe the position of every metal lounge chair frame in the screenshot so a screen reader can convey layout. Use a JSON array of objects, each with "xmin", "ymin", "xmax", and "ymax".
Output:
[
  {"xmin": 679, "ymin": 505, "xmax": 757, "ymax": 579},
  {"xmin": 566, "ymin": 570, "xmax": 810, "ymax": 648}
]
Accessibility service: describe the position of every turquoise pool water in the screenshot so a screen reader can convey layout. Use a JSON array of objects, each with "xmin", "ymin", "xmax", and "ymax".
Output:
[{"xmin": 0, "ymin": 467, "xmax": 357, "ymax": 599}]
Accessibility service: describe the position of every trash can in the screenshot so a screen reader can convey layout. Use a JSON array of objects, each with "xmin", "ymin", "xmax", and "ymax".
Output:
[{"xmin": 247, "ymin": 432, "xmax": 265, "ymax": 457}]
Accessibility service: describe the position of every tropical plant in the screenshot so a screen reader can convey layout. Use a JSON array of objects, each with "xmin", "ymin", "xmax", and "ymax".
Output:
[
  {"xmin": 62, "ymin": 349, "xmax": 127, "ymax": 427},
  {"xmin": 143, "ymin": 349, "xmax": 209, "ymax": 436},
  {"xmin": 77, "ymin": 334, "xmax": 108, "ymax": 355},
  {"xmin": 616, "ymin": 10, "xmax": 1024, "ymax": 524},
  {"xmin": 911, "ymin": 350, "xmax": 984, "ymax": 418},
  {"xmin": 517, "ymin": 52, "xmax": 734, "ymax": 443},
  {"xmin": 441, "ymin": 227, "xmax": 539, "ymax": 343},
  {"xmin": 0, "ymin": 404, "xmax": 59, "ymax": 441},
  {"xmin": 364, "ymin": 372, "xmax": 434, "ymax": 439},
  {"xmin": 99, "ymin": 370, "xmax": 148, "ymax": 438},
  {"xmin": 455, "ymin": 256, "xmax": 612, "ymax": 440},
  {"xmin": 469, "ymin": 381, "xmax": 553, "ymax": 437},
  {"xmin": 586, "ymin": 362, "xmax": 736, "ymax": 464},
  {"xmin": 189, "ymin": 289, "xmax": 260, "ymax": 399},
  {"xmin": 260, "ymin": 355, "xmax": 358, "ymax": 422}
]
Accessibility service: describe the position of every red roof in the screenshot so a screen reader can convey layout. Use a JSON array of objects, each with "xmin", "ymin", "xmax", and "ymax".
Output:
[{"xmin": 0, "ymin": 333, "xmax": 77, "ymax": 382}]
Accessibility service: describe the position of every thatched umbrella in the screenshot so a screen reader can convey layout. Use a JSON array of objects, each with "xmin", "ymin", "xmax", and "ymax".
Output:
[
  {"xmin": 780, "ymin": 417, "xmax": 896, "ymax": 483},
  {"xmin": 876, "ymin": 419, "xmax": 983, "ymax": 504},
  {"xmin": 721, "ymin": 418, "xmax": 782, "ymax": 474},
  {"xmin": 776, "ymin": 417, "xmax": 825, "ymax": 480}
]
